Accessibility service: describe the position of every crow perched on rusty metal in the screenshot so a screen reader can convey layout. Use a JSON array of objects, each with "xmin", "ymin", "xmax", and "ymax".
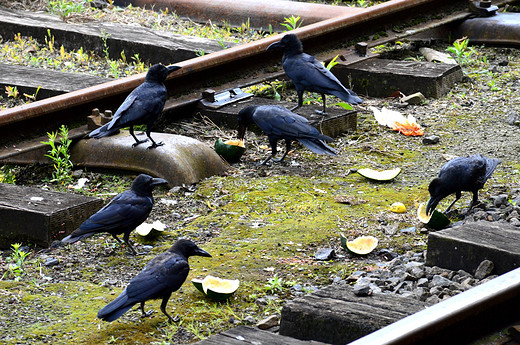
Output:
[
  {"xmin": 62, "ymin": 174, "xmax": 168, "ymax": 254},
  {"xmin": 97, "ymin": 239, "xmax": 211, "ymax": 323},
  {"xmin": 89, "ymin": 64, "xmax": 181, "ymax": 149},
  {"xmin": 426, "ymin": 154, "xmax": 501, "ymax": 215},
  {"xmin": 238, "ymin": 105, "xmax": 337, "ymax": 165},
  {"xmin": 267, "ymin": 33, "xmax": 362, "ymax": 114}
]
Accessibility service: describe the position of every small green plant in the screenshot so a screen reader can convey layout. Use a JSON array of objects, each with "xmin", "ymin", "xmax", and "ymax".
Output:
[
  {"xmin": 265, "ymin": 275, "xmax": 284, "ymax": 294},
  {"xmin": 446, "ymin": 37, "xmax": 474, "ymax": 65},
  {"xmin": 2, "ymin": 243, "xmax": 30, "ymax": 281},
  {"xmin": 325, "ymin": 55, "xmax": 340, "ymax": 71},
  {"xmin": 41, "ymin": 125, "xmax": 73, "ymax": 185},
  {"xmin": 101, "ymin": 29, "xmax": 111, "ymax": 61},
  {"xmin": 47, "ymin": 0, "xmax": 92, "ymax": 19},
  {"xmin": 488, "ymin": 80, "xmax": 501, "ymax": 91},
  {"xmin": 5, "ymin": 85, "xmax": 19, "ymax": 99},
  {"xmin": 0, "ymin": 165, "xmax": 16, "ymax": 184},
  {"xmin": 281, "ymin": 15, "xmax": 302, "ymax": 31}
]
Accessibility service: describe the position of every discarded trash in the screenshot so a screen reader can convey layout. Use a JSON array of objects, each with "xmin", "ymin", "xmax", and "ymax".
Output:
[
  {"xmin": 192, "ymin": 275, "xmax": 240, "ymax": 300},
  {"xmin": 370, "ymin": 107, "xmax": 424, "ymax": 136},
  {"xmin": 340, "ymin": 233, "xmax": 378, "ymax": 255},
  {"xmin": 390, "ymin": 202, "xmax": 406, "ymax": 213},
  {"xmin": 357, "ymin": 167, "xmax": 402, "ymax": 181}
]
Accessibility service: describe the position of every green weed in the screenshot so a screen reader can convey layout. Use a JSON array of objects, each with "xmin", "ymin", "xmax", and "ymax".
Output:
[
  {"xmin": 2, "ymin": 243, "xmax": 30, "ymax": 281},
  {"xmin": 281, "ymin": 15, "xmax": 303, "ymax": 31},
  {"xmin": 0, "ymin": 165, "xmax": 16, "ymax": 184},
  {"xmin": 446, "ymin": 37, "xmax": 475, "ymax": 65},
  {"xmin": 41, "ymin": 125, "xmax": 73, "ymax": 186},
  {"xmin": 47, "ymin": 0, "xmax": 92, "ymax": 19}
]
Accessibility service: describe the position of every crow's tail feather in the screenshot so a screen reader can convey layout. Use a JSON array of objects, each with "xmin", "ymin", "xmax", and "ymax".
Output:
[
  {"xmin": 298, "ymin": 139, "xmax": 337, "ymax": 156},
  {"xmin": 97, "ymin": 290, "xmax": 135, "ymax": 322},
  {"xmin": 330, "ymin": 89, "xmax": 363, "ymax": 105},
  {"xmin": 484, "ymin": 157, "xmax": 501, "ymax": 180},
  {"xmin": 61, "ymin": 230, "xmax": 95, "ymax": 244},
  {"xmin": 89, "ymin": 123, "xmax": 119, "ymax": 139}
]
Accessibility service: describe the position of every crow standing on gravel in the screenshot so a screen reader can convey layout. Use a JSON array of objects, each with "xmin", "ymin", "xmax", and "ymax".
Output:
[
  {"xmin": 237, "ymin": 105, "xmax": 337, "ymax": 165},
  {"xmin": 266, "ymin": 33, "xmax": 362, "ymax": 114},
  {"xmin": 97, "ymin": 239, "xmax": 211, "ymax": 323},
  {"xmin": 89, "ymin": 64, "xmax": 181, "ymax": 149},
  {"xmin": 426, "ymin": 154, "xmax": 501, "ymax": 215},
  {"xmin": 62, "ymin": 174, "xmax": 168, "ymax": 255}
]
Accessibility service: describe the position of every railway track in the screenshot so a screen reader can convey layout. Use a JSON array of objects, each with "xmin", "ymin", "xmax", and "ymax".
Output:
[
  {"xmin": 0, "ymin": 0, "xmax": 489, "ymax": 149},
  {"xmin": 1, "ymin": 0, "xmax": 520, "ymax": 344}
]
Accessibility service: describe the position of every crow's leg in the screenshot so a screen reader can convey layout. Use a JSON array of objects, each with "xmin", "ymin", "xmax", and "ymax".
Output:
[
  {"xmin": 468, "ymin": 190, "xmax": 480, "ymax": 210},
  {"xmin": 444, "ymin": 191, "xmax": 462, "ymax": 213},
  {"xmin": 111, "ymin": 234, "xmax": 123, "ymax": 243},
  {"xmin": 140, "ymin": 301, "xmax": 153, "ymax": 317},
  {"xmin": 130, "ymin": 126, "xmax": 149, "ymax": 147},
  {"xmin": 273, "ymin": 140, "xmax": 292, "ymax": 162},
  {"xmin": 257, "ymin": 139, "xmax": 279, "ymax": 166},
  {"xmin": 123, "ymin": 232, "xmax": 138, "ymax": 255},
  {"xmin": 290, "ymin": 90, "xmax": 304, "ymax": 111},
  {"xmin": 314, "ymin": 93, "xmax": 328, "ymax": 115},
  {"xmin": 160, "ymin": 293, "xmax": 178, "ymax": 323},
  {"xmin": 146, "ymin": 127, "xmax": 164, "ymax": 149}
]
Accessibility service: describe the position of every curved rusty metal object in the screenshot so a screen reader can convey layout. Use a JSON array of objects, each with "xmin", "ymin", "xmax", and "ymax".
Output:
[
  {"xmin": 453, "ymin": 12, "xmax": 520, "ymax": 46},
  {"xmin": 0, "ymin": 0, "xmax": 462, "ymax": 133},
  {"xmin": 113, "ymin": 0, "xmax": 365, "ymax": 31},
  {"xmin": 70, "ymin": 131, "xmax": 229, "ymax": 187}
]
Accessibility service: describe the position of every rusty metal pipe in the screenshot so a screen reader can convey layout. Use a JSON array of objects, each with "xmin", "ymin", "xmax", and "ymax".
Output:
[
  {"xmin": 113, "ymin": 0, "xmax": 365, "ymax": 31},
  {"xmin": 0, "ymin": 0, "xmax": 463, "ymax": 131}
]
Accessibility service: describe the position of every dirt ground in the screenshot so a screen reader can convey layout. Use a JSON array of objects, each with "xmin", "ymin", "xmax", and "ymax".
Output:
[{"xmin": 1, "ymin": 5, "xmax": 520, "ymax": 344}]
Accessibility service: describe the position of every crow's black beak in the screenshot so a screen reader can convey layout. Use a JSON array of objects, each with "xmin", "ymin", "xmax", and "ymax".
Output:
[
  {"xmin": 195, "ymin": 247, "xmax": 212, "ymax": 258},
  {"xmin": 426, "ymin": 197, "xmax": 440, "ymax": 216},
  {"xmin": 166, "ymin": 65, "xmax": 182, "ymax": 74},
  {"xmin": 266, "ymin": 40, "xmax": 282, "ymax": 51},
  {"xmin": 151, "ymin": 177, "xmax": 168, "ymax": 187}
]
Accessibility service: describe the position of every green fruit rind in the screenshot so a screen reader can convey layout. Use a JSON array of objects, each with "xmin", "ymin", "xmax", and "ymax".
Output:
[
  {"xmin": 417, "ymin": 202, "xmax": 451, "ymax": 230},
  {"xmin": 192, "ymin": 275, "xmax": 240, "ymax": 301},
  {"xmin": 357, "ymin": 168, "xmax": 402, "ymax": 181},
  {"xmin": 214, "ymin": 139, "xmax": 246, "ymax": 163},
  {"xmin": 191, "ymin": 279, "xmax": 204, "ymax": 294}
]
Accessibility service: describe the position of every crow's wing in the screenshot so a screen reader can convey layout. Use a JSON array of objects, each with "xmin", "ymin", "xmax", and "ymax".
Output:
[
  {"xmin": 125, "ymin": 253, "xmax": 189, "ymax": 302},
  {"xmin": 252, "ymin": 106, "xmax": 330, "ymax": 141},
  {"xmin": 283, "ymin": 53, "xmax": 344, "ymax": 93},
  {"xmin": 76, "ymin": 191, "xmax": 153, "ymax": 235},
  {"xmin": 108, "ymin": 83, "xmax": 167, "ymax": 130}
]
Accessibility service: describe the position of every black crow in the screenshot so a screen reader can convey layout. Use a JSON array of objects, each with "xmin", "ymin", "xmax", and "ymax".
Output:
[
  {"xmin": 97, "ymin": 239, "xmax": 211, "ymax": 323},
  {"xmin": 266, "ymin": 33, "xmax": 362, "ymax": 114},
  {"xmin": 237, "ymin": 105, "xmax": 337, "ymax": 165},
  {"xmin": 426, "ymin": 154, "xmax": 501, "ymax": 215},
  {"xmin": 62, "ymin": 174, "xmax": 168, "ymax": 255},
  {"xmin": 89, "ymin": 64, "xmax": 181, "ymax": 149}
]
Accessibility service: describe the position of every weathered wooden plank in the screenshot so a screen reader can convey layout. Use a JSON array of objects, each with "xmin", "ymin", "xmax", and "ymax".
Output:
[
  {"xmin": 192, "ymin": 326, "xmax": 329, "ymax": 345},
  {"xmin": 0, "ymin": 183, "xmax": 103, "ymax": 248},
  {"xmin": 198, "ymin": 96, "xmax": 357, "ymax": 138},
  {"xmin": 333, "ymin": 58, "xmax": 463, "ymax": 98},
  {"xmin": 0, "ymin": 7, "xmax": 231, "ymax": 65},
  {"xmin": 279, "ymin": 285, "xmax": 430, "ymax": 345},
  {"xmin": 0, "ymin": 63, "xmax": 109, "ymax": 100},
  {"xmin": 426, "ymin": 221, "xmax": 520, "ymax": 275}
]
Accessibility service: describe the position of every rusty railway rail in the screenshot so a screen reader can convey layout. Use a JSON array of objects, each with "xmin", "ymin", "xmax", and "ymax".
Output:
[{"xmin": 0, "ymin": 0, "xmax": 480, "ymax": 149}]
